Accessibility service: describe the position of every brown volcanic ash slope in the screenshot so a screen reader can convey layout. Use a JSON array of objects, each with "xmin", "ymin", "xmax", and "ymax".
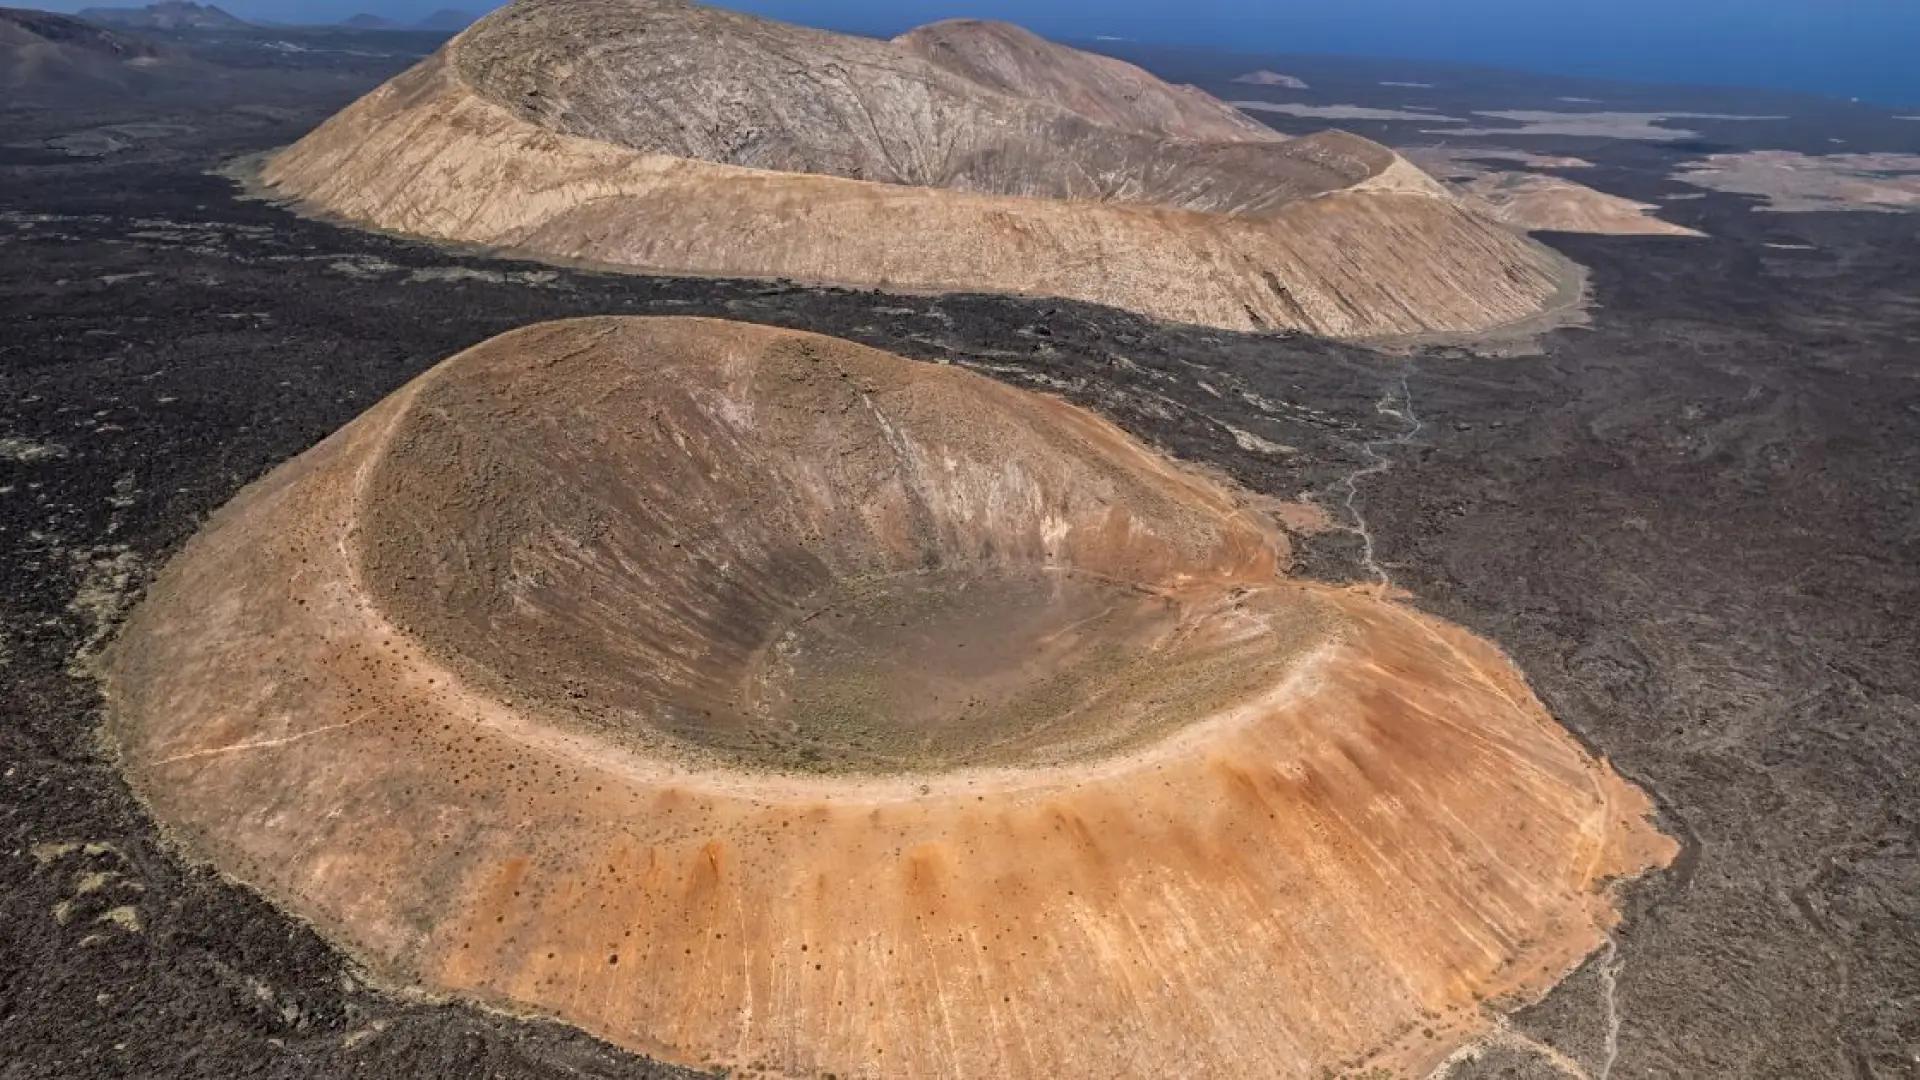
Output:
[
  {"xmin": 260, "ymin": 0, "xmax": 1575, "ymax": 337},
  {"xmin": 108, "ymin": 317, "xmax": 1673, "ymax": 1078}
]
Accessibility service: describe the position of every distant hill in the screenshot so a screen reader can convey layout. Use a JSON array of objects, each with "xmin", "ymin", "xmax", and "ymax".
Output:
[
  {"xmin": 76, "ymin": 1, "xmax": 247, "ymax": 30},
  {"xmin": 1, "ymin": 6, "xmax": 172, "ymax": 95},
  {"xmin": 340, "ymin": 12, "xmax": 398, "ymax": 28},
  {"xmin": 414, "ymin": 8, "xmax": 474, "ymax": 30},
  {"xmin": 1232, "ymin": 69, "xmax": 1309, "ymax": 89}
]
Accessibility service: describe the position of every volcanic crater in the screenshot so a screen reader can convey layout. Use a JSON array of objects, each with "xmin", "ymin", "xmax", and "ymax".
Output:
[
  {"xmin": 352, "ymin": 316, "xmax": 1320, "ymax": 774},
  {"xmin": 258, "ymin": 0, "xmax": 1581, "ymax": 337},
  {"xmin": 107, "ymin": 317, "xmax": 1672, "ymax": 1078}
]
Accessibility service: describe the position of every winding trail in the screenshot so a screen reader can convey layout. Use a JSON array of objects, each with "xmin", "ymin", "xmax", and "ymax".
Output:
[
  {"xmin": 1355, "ymin": 366, "xmax": 1640, "ymax": 1080},
  {"xmin": 1339, "ymin": 366, "xmax": 1424, "ymax": 589}
]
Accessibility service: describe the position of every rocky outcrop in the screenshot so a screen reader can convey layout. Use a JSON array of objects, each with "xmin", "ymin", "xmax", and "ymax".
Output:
[
  {"xmin": 263, "ymin": 0, "xmax": 1577, "ymax": 337},
  {"xmin": 108, "ymin": 317, "xmax": 1674, "ymax": 1079}
]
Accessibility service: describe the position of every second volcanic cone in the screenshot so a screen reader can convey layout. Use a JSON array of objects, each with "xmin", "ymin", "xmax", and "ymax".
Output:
[{"xmin": 260, "ymin": 0, "xmax": 1580, "ymax": 338}]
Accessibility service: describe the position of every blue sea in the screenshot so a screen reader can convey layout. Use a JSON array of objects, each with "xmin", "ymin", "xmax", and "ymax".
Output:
[
  {"xmin": 739, "ymin": 0, "xmax": 1920, "ymax": 108},
  {"xmin": 41, "ymin": 0, "xmax": 1920, "ymax": 108}
]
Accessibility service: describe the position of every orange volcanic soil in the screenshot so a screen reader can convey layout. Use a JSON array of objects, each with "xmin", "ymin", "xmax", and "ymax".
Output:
[{"xmin": 106, "ymin": 317, "xmax": 1672, "ymax": 1077}]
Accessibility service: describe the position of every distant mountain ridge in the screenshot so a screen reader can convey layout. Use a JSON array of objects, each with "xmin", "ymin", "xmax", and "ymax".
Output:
[
  {"xmin": 1234, "ymin": 69, "xmax": 1309, "ymax": 89},
  {"xmin": 1, "ymin": 5, "xmax": 157, "ymax": 52},
  {"xmin": 1, "ymin": 5, "xmax": 172, "ymax": 95},
  {"xmin": 337, "ymin": 10, "xmax": 473, "ymax": 30},
  {"xmin": 76, "ymin": 1, "xmax": 246, "ymax": 29},
  {"xmin": 414, "ymin": 8, "xmax": 475, "ymax": 30}
]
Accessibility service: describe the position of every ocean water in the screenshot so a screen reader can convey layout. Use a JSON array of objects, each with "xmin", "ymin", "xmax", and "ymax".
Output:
[
  {"xmin": 739, "ymin": 0, "xmax": 1920, "ymax": 108},
  {"xmin": 39, "ymin": 0, "xmax": 1918, "ymax": 108}
]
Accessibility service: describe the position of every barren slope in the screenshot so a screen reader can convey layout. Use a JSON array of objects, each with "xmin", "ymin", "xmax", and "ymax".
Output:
[
  {"xmin": 894, "ymin": 18, "xmax": 1276, "ymax": 142},
  {"xmin": 451, "ymin": 0, "xmax": 1359, "ymax": 211},
  {"xmin": 262, "ymin": 0, "xmax": 1576, "ymax": 337},
  {"xmin": 107, "ymin": 317, "xmax": 1672, "ymax": 1079},
  {"xmin": 1460, "ymin": 172, "xmax": 1704, "ymax": 236}
]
